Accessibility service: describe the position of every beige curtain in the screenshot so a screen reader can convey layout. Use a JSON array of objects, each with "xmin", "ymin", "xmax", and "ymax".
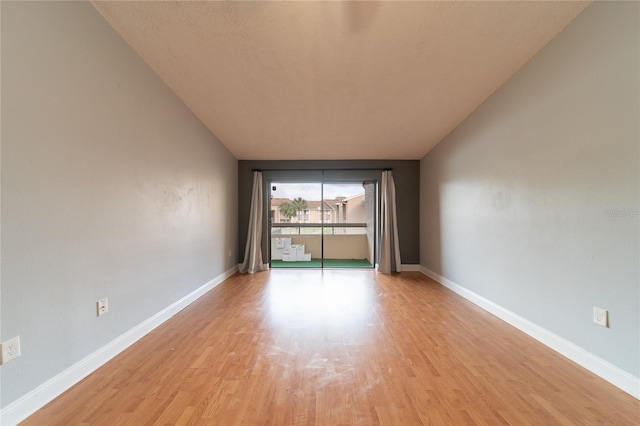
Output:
[
  {"xmin": 378, "ymin": 170, "xmax": 401, "ymax": 273},
  {"xmin": 240, "ymin": 171, "xmax": 269, "ymax": 274}
]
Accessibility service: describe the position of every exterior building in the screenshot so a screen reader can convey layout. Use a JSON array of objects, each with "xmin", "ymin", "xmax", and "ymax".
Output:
[
  {"xmin": 270, "ymin": 194, "xmax": 366, "ymax": 226},
  {"xmin": 270, "ymin": 198, "xmax": 336, "ymax": 224}
]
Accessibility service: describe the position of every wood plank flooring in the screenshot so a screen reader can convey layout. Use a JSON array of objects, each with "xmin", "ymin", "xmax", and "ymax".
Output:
[{"xmin": 22, "ymin": 271, "xmax": 639, "ymax": 425}]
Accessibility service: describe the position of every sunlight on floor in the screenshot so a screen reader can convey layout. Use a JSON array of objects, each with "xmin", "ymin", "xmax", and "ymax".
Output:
[{"xmin": 265, "ymin": 270, "xmax": 378, "ymax": 334}]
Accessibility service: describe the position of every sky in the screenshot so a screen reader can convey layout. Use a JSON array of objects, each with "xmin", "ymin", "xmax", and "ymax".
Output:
[{"xmin": 270, "ymin": 182, "xmax": 364, "ymax": 201}]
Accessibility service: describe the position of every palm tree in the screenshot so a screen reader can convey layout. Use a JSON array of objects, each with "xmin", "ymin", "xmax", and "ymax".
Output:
[
  {"xmin": 279, "ymin": 202, "xmax": 297, "ymax": 222},
  {"xmin": 291, "ymin": 197, "xmax": 308, "ymax": 222}
]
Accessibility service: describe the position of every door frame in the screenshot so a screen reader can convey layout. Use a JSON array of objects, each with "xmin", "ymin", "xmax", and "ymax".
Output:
[{"xmin": 266, "ymin": 178, "xmax": 377, "ymax": 269}]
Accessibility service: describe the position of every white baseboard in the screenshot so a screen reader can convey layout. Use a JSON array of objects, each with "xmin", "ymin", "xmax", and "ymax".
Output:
[
  {"xmin": 420, "ymin": 266, "xmax": 640, "ymax": 400},
  {"xmin": 0, "ymin": 265, "xmax": 238, "ymax": 426}
]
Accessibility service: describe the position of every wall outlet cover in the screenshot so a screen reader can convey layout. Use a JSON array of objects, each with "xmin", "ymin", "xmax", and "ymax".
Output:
[
  {"xmin": 593, "ymin": 307, "xmax": 608, "ymax": 327},
  {"xmin": 1, "ymin": 336, "xmax": 21, "ymax": 365},
  {"xmin": 97, "ymin": 298, "xmax": 109, "ymax": 317}
]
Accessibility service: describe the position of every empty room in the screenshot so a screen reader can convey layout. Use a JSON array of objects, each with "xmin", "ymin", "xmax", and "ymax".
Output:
[{"xmin": 1, "ymin": 1, "xmax": 638, "ymax": 425}]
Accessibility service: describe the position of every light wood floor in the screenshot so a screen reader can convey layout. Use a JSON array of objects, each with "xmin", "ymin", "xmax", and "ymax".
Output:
[{"xmin": 23, "ymin": 270, "xmax": 639, "ymax": 425}]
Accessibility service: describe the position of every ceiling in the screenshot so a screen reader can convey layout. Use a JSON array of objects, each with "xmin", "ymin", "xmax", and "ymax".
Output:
[{"xmin": 92, "ymin": 1, "xmax": 590, "ymax": 160}]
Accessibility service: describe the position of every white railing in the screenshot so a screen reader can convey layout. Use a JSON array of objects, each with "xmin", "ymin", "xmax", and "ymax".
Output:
[{"xmin": 270, "ymin": 222, "xmax": 366, "ymax": 235}]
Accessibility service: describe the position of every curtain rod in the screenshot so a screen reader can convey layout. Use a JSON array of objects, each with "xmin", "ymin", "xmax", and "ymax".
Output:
[{"xmin": 250, "ymin": 167, "xmax": 392, "ymax": 172}]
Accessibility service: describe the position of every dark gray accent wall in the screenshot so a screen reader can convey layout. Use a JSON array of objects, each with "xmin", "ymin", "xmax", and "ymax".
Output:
[{"xmin": 238, "ymin": 160, "xmax": 420, "ymax": 265}]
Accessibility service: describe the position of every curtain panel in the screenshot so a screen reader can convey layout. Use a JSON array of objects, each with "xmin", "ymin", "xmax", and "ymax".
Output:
[
  {"xmin": 378, "ymin": 170, "xmax": 402, "ymax": 273},
  {"xmin": 240, "ymin": 171, "xmax": 269, "ymax": 274}
]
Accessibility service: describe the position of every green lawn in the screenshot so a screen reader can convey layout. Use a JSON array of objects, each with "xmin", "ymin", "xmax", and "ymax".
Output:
[{"xmin": 271, "ymin": 258, "xmax": 373, "ymax": 269}]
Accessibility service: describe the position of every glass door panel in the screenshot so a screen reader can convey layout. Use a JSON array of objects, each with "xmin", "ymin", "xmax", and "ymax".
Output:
[
  {"xmin": 322, "ymin": 183, "xmax": 375, "ymax": 268},
  {"xmin": 270, "ymin": 182, "xmax": 322, "ymax": 268}
]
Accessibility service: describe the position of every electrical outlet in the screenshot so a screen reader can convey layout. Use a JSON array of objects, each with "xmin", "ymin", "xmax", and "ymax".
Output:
[
  {"xmin": 593, "ymin": 307, "xmax": 608, "ymax": 327},
  {"xmin": 1, "ymin": 336, "xmax": 21, "ymax": 365},
  {"xmin": 97, "ymin": 298, "xmax": 109, "ymax": 317}
]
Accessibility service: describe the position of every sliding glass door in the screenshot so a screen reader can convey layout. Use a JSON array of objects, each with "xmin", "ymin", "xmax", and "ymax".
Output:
[
  {"xmin": 270, "ymin": 182, "xmax": 322, "ymax": 268},
  {"xmin": 322, "ymin": 183, "xmax": 374, "ymax": 268},
  {"xmin": 269, "ymin": 181, "xmax": 375, "ymax": 269}
]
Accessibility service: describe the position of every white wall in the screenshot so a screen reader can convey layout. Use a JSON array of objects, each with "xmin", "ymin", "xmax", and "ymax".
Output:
[
  {"xmin": 421, "ymin": 1, "xmax": 638, "ymax": 379},
  {"xmin": 1, "ymin": 1, "xmax": 237, "ymax": 409}
]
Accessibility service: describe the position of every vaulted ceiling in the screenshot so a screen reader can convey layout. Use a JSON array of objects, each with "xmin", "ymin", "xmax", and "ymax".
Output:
[{"xmin": 92, "ymin": 1, "xmax": 590, "ymax": 160}]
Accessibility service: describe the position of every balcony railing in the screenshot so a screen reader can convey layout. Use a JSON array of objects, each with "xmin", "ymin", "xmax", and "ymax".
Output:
[
  {"xmin": 270, "ymin": 222, "xmax": 366, "ymax": 235},
  {"xmin": 270, "ymin": 223, "xmax": 373, "ymax": 264}
]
